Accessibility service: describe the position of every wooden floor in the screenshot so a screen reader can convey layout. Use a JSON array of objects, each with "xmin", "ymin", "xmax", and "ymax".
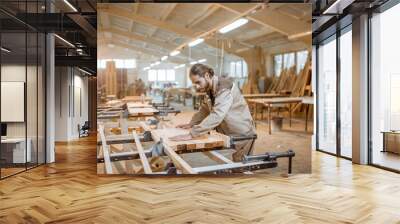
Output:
[{"xmin": 1, "ymin": 136, "xmax": 400, "ymax": 223}]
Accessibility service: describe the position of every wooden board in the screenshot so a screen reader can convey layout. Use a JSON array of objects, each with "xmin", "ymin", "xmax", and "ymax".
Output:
[
  {"xmin": 150, "ymin": 128, "xmax": 230, "ymax": 153},
  {"xmin": 122, "ymin": 96, "xmax": 152, "ymax": 103},
  {"xmin": 128, "ymin": 107, "xmax": 159, "ymax": 116},
  {"xmin": 126, "ymin": 102, "xmax": 152, "ymax": 108}
]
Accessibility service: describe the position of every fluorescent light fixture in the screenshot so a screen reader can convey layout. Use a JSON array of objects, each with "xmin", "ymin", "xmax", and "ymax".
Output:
[
  {"xmin": 170, "ymin": 50, "xmax": 180, "ymax": 56},
  {"xmin": 323, "ymin": 0, "xmax": 350, "ymax": 14},
  {"xmin": 78, "ymin": 68, "xmax": 92, "ymax": 76},
  {"xmin": 188, "ymin": 38, "xmax": 204, "ymax": 47},
  {"xmin": 63, "ymin": 0, "xmax": 78, "ymax": 12},
  {"xmin": 143, "ymin": 67, "xmax": 150, "ymax": 71},
  {"xmin": 189, "ymin": 61, "xmax": 197, "ymax": 65},
  {"xmin": 154, "ymin": 61, "xmax": 160, "ymax": 65},
  {"xmin": 1, "ymin": 47, "xmax": 11, "ymax": 53},
  {"xmin": 161, "ymin": 56, "xmax": 168, "ymax": 61},
  {"xmin": 54, "ymin": 34, "xmax": 75, "ymax": 48},
  {"xmin": 76, "ymin": 48, "xmax": 83, "ymax": 52},
  {"xmin": 197, "ymin": 59, "xmax": 207, "ymax": 63},
  {"xmin": 174, "ymin": 64, "xmax": 185, "ymax": 69},
  {"xmin": 219, "ymin": 18, "xmax": 248, "ymax": 34}
]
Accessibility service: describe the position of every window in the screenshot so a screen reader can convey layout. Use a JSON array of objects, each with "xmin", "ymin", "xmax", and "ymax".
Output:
[
  {"xmin": 229, "ymin": 60, "xmax": 248, "ymax": 78},
  {"xmin": 97, "ymin": 59, "xmax": 137, "ymax": 69},
  {"xmin": 283, "ymin": 53, "xmax": 295, "ymax": 69},
  {"xmin": 296, "ymin": 50, "xmax": 308, "ymax": 75},
  {"xmin": 148, "ymin": 69, "xmax": 175, "ymax": 82},
  {"xmin": 274, "ymin": 55, "xmax": 283, "ymax": 76},
  {"xmin": 274, "ymin": 50, "xmax": 308, "ymax": 76},
  {"xmin": 340, "ymin": 29, "xmax": 352, "ymax": 158},
  {"xmin": 148, "ymin": 70, "xmax": 157, "ymax": 81},
  {"xmin": 370, "ymin": 4, "xmax": 400, "ymax": 171},
  {"xmin": 317, "ymin": 36, "xmax": 337, "ymax": 155},
  {"xmin": 157, "ymin": 70, "xmax": 166, "ymax": 81},
  {"xmin": 166, "ymin": 69, "xmax": 175, "ymax": 81}
]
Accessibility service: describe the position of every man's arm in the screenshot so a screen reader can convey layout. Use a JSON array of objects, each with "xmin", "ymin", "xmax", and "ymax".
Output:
[
  {"xmin": 190, "ymin": 90, "xmax": 233, "ymax": 137},
  {"xmin": 189, "ymin": 102, "xmax": 210, "ymax": 126}
]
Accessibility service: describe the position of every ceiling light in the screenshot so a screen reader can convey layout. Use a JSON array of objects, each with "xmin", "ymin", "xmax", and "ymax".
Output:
[
  {"xmin": 143, "ymin": 67, "xmax": 150, "ymax": 71},
  {"xmin": 170, "ymin": 50, "xmax": 180, "ymax": 56},
  {"xmin": 78, "ymin": 68, "xmax": 92, "ymax": 76},
  {"xmin": 188, "ymin": 38, "xmax": 204, "ymax": 47},
  {"xmin": 154, "ymin": 61, "xmax": 160, "ymax": 65},
  {"xmin": 323, "ymin": 0, "xmax": 347, "ymax": 14},
  {"xmin": 161, "ymin": 56, "xmax": 168, "ymax": 61},
  {"xmin": 76, "ymin": 48, "xmax": 83, "ymax": 52},
  {"xmin": 174, "ymin": 64, "xmax": 185, "ymax": 69},
  {"xmin": 54, "ymin": 34, "xmax": 75, "ymax": 48},
  {"xmin": 63, "ymin": 0, "xmax": 78, "ymax": 12},
  {"xmin": 197, "ymin": 59, "xmax": 207, "ymax": 63},
  {"xmin": 219, "ymin": 18, "xmax": 248, "ymax": 34},
  {"xmin": 189, "ymin": 61, "xmax": 197, "ymax": 65},
  {"xmin": 1, "ymin": 47, "xmax": 11, "ymax": 53}
]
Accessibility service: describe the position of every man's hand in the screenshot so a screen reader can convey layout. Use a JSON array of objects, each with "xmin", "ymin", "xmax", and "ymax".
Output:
[
  {"xmin": 169, "ymin": 134, "xmax": 193, "ymax": 141},
  {"xmin": 176, "ymin": 124, "xmax": 193, "ymax": 129}
]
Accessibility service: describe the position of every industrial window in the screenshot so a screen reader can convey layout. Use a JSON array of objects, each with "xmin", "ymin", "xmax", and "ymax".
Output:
[
  {"xmin": 157, "ymin": 70, "xmax": 166, "ymax": 81},
  {"xmin": 229, "ymin": 60, "xmax": 248, "ymax": 78},
  {"xmin": 274, "ymin": 55, "xmax": 283, "ymax": 76},
  {"xmin": 274, "ymin": 50, "xmax": 309, "ymax": 76},
  {"xmin": 148, "ymin": 70, "xmax": 157, "ymax": 81},
  {"xmin": 97, "ymin": 59, "xmax": 137, "ymax": 69},
  {"xmin": 148, "ymin": 69, "xmax": 175, "ymax": 82},
  {"xmin": 283, "ymin": 53, "xmax": 295, "ymax": 69},
  {"xmin": 166, "ymin": 69, "xmax": 175, "ymax": 81},
  {"xmin": 296, "ymin": 50, "xmax": 308, "ymax": 74}
]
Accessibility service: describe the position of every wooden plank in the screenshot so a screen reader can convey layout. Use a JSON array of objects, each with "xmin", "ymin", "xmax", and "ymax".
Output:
[
  {"xmin": 163, "ymin": 145, "xmax": 196, "ymax": 174},
  {"xmin": 151, "ymin": 128, "xmax": 229, "ymax": 152},
  {"xmin": 203, "ymin": 151, "xmax": 233, "ymax": 164},
  {"xmin": 99, "ymin": 125, "xmax": 113, "ymax": 174},
  {"xmin": 132, "ymin": 131, "xmax": 153, "ymax": 174},
  {"xmin": 126, "ymin": 102, "xmax": 152, "ymax": 108},
  {"xmin": 128, "ymin": 107, "xmax": 158, "ymax": 116}
]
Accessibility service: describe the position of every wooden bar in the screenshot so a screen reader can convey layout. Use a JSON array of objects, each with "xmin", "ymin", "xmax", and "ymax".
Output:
[
  {"xmin": 163, "ymin": 145, "xmax": 196, "ymax": 174},
  {"xmin": 132, "ymin": 131, "xmax": 153, "ymax": 174},
  {"xmin": 203, "ymin": 151, "xmax": 233, "ymax": 164},
  {"xmin": 99, "ymin": 125, "xmax": 113, "ymax": 174}
]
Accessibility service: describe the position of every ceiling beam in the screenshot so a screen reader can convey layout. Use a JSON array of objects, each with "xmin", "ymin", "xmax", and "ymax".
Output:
[
  {"xmin": 99, "ymin": 27, "xmax": 217, "ymax": 62},
  {"xmin": 173, "ymin": 3, "xmax": 262, "ymax": 55},
  {"xmin": 216, "ymin": 3, "xmax": 311, "ymax": 38},
  {"xmin": 99, "ymin": 5, "xmax": 239, "ymax": 56},
  {"xmin": 100, "ymin": 27, "xmax": 175, "ymax": 51},
  {"xmin": 186, "ymin": 4, "xmax": 220, "ymax": 28},
  {"xmin": 99, "ymin": 38, "xmax": 185, "ymax": 65},
  {"xmin": 161, "ymin": 3, "xmax": 177, "ymax": 21}
]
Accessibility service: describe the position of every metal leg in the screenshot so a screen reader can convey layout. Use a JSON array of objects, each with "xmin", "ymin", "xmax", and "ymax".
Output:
[
  {"xmin": 268, "ymin": 104, "xmax": 271, "ymax": 135},
  {"xmin": 305, "ymin": 105, "xmax": 309, "ymax": 132},
  {"xmin": 289, "ymin": 104, "xmax": 292, "ymax": 127},
  {"xmin": 288, "ymin": 156, "xmax": 292, "ymax": 174}
]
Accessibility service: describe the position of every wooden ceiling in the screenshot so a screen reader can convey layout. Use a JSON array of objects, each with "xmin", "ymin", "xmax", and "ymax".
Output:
[{"xmin": 97, "ymin": 3, "xmax": 311, "ymax": 68}]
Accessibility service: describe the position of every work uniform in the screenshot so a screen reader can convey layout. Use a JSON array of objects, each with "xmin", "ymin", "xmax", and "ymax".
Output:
[{"xmin": 189, "ymin": 76, "xmax": 256, "ymax": 162}]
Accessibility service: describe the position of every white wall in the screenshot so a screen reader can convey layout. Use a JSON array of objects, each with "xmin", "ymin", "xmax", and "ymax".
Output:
[{"xmin": 54, "ymin": 67, "xmax": 89, "ymax": 141}]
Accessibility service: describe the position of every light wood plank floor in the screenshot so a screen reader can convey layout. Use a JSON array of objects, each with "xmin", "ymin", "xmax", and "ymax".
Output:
[{"xmin": 0, "ymin": 136, "xmax": 399, "ymax": 223}]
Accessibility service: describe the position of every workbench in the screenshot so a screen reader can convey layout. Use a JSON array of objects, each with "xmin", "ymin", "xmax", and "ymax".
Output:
[{"xmin": 248, "ymin": 97, "xmax": 303, "ymax": 134}]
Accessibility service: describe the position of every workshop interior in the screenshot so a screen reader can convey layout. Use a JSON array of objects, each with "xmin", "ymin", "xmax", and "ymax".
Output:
[{"xmin": 96, "ymin": 2, "xmax": 312, "ymax": 175}]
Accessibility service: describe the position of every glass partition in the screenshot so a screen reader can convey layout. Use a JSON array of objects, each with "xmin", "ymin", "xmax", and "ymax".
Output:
[
  {"xmin": 339, "ymin": 27, "xmax": 352, "ymax": 158},
  {"xmin": 0, "ymin": 1, "xmax": 46, "ymax": 179},
  {"xmin": 317, "ymin": 35, "xmax": 337, "ymax": 154},
  {"xmin": 370, "ymin": 3, "xmax": 400, "ymax": 171}
]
